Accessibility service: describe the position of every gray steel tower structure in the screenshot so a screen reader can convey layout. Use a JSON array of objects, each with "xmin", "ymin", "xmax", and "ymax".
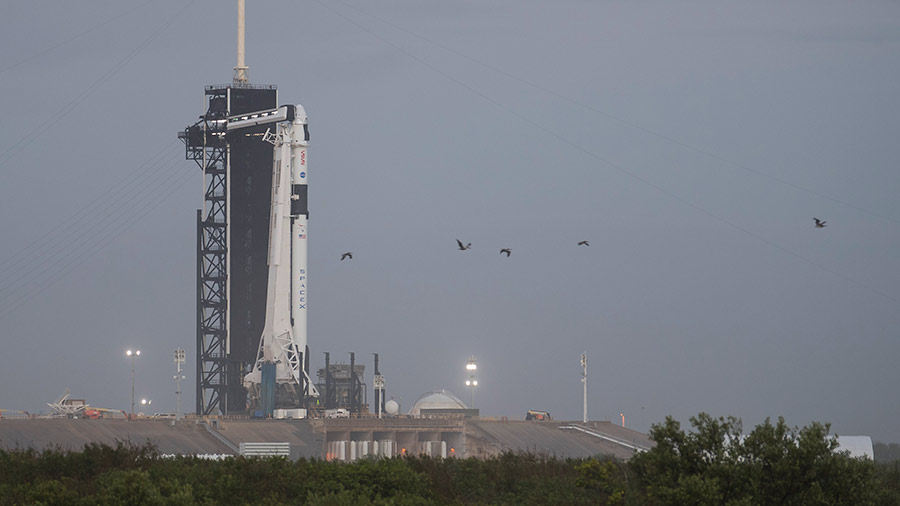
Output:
[
  {"xmin": 181, "ymin": 83, "xmax": 278, "ymax": 416},
  {"xmin": 179, "ymin": 1, "xmax": 280, "ymax": 415}
]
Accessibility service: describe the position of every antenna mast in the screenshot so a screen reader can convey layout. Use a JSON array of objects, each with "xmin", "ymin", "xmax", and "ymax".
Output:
[
  {"xmin": 234, "ymin": 0, "xmax": 249, "ymax": 84},
  {"xmin": 581, "ymin": 352, "xmax": 588, "ymax": 423},
  {"xmin": 174, "ymin": 348, "xmax": 186, "ymax": 420}
]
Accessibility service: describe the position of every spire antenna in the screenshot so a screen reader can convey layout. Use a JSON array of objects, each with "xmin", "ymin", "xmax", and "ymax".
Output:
[{"xmin": 234, "ymin": 0, "xmax": 249, "ymax": 84}]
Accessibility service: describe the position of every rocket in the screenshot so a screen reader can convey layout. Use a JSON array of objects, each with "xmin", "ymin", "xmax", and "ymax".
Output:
[
  {"xmin": 289, "ymin": 106, "xmax": 309, "ymax": 365},
  {"xmin": 237, "ymin": 104, "xmax": 317, "ymax": 407}
]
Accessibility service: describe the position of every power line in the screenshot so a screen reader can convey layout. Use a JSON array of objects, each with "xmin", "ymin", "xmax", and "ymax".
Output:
[
  {"xmin": 0, "ymin": 147, "xmax": 186, "ymax": 304},
  {"xmin": 0, "ymin": 0, "xmax": 196, "ymax": 169},
  {"xmin": 0, "ymin": 167, "xmax": 194, "ymax": 320},
  {"xmin": 0, "ymin": 141, "xmax": 180, "ymax": 279},
  {"xmin": 340, "ymin": 2, "xmax": 899, "ymax": 227},
  {"xmin": 0, "ymin": 167, "xmax": 189, "ymax": 311},
  {"xmin": 314, "ymin": 0, "xmax": 898, "ymax": 304},
  {"xmin": 0, "ymin": 159, "xmax": 188, "ymax": 308},
  {"xmin": 0, "ymin": 159, "xmax": 194, "ymax": 319},
  {"xmin": 0, "ymin": 0, "xmax": 156, "ymax": 76},
  {"xmin": 0, "ymin": 147, "xmax": 184, "ymax": 298},
  {"xmin": 0, "ymin": 0, "xmax": 196, "ymax": 321}
]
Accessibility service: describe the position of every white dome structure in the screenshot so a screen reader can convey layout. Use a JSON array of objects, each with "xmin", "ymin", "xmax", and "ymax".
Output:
[{"xmin": 409, "ymin": 390, "xmax": 468, "ymax": 416}]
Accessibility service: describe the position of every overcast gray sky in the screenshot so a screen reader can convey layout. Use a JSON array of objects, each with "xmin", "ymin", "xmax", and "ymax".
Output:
[{"xmin": 1, "ymin": 0, "xmax": 899, "ymax": 441}]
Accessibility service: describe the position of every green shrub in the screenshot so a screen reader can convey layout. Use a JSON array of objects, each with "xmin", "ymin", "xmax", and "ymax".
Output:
[{"xmin": 0, "ymin": 428, "xmax": 897, "ymax": 506}]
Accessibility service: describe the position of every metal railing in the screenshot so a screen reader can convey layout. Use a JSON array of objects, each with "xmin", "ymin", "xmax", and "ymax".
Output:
[
  {"xmin": 205, "ymin": 83, "xmax": 277, "ymax": 91},
  {"xmin": 201, "ymin": 421, "xmax": 239, "ymax": 454},
  {"xmin": 558, "ymin": 424, "xmax": 651, "ymax": 453}
]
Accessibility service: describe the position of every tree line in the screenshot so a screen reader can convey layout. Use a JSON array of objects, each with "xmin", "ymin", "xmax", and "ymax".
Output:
[{"xmin": 1, "ymin": 413, "xmax": 898, "ymax": 505}]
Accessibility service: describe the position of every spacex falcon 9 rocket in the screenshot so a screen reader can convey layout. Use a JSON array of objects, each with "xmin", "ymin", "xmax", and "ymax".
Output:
[{"xmin": 232, "ymin": 105, "xmax": 318, "ymax": 409}]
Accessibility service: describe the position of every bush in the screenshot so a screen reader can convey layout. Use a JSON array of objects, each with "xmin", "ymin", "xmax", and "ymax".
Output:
[{"xmin": 0, "ymin": 424, "xmax": 897, "ymax": 506}]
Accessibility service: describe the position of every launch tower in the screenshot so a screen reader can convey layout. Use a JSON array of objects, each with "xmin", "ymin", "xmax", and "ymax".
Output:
[{"xmin": 180, "ymin": 1, "xmax": 313, "ymax": 415}]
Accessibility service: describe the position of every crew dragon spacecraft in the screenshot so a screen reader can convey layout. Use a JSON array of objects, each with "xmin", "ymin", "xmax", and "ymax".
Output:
[{"xmin": 225, "ymin": 105, "xmax": 318, "ymax": 410}]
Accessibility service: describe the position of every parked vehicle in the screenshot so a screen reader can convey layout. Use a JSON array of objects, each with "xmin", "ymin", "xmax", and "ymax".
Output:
[
  {"xmin": 525, "ymin": 410, "xmax": 552, "ymax": 421},
  {"xmin": 82, "ymin": 409, "xmax": 102, "ymax": 419},
  {"xmin": 324, "ymin": 408, "xmax": 350, "ymax": 419}
]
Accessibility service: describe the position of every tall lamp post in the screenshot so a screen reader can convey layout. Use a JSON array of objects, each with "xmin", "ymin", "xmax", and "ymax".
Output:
[
  {"xmin": 465, "ymin": 356, "xmax": 477, "ymax": 408},
  {"xmin": 126, "ymin": 349, "xmax": 140, "ymax": 420},
  {"xmin": 174, "ymin": 349, "xmax": 186, "ymax": 420},
  {"xmin": 581, "ymin": 352, "xmax": 588, "ymax": 423}
]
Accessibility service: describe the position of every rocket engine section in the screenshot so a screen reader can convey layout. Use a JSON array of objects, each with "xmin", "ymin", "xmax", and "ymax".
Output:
[{"xmin": 239, "ymin": 105, "xmax": 318, "ymax": 411}]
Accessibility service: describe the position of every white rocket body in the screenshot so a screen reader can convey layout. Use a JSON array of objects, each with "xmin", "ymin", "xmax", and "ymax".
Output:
[
  {"xmin": 241, "ymin": 105, "xmax": 316, "ymax": 402},
  {"xmin": 290, "ymin": 107, "xmax": 308, "ymax": 357}
]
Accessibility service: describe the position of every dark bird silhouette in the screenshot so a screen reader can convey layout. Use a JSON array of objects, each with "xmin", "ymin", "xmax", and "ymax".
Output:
[
  {"xmin": 341, "ymin": 252, "xmax": 353, "ymax": 261},
  {"xmin": 578, "ymin": 240, "xmax": 590, "ymax": 246},
  {"xmin": 456, "ymin": 239, "xmax": 472, "ymax": 251},
  {"xmin": 814, "ymin": 218, "xmax": 826, "ymax": 228},
  {"xmin": 500, "ymin": 248, "xmax": 511, "ymax": 257}
]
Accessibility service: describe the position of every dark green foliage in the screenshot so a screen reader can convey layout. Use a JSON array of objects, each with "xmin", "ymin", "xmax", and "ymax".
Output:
[
  {"xmin": 0, "ymin": 443, "xmax": 602, "ymax": 505},
  {"xmin": 575, "ymin": 459, "xmax": 627, "ymax": 503},
  {"xmin": 407, "ymin": 452, "xmax": 602, "ymax": 505},
  {"xmin": 621, "ymin": 413, "xmax": 900, "ymax": 506},
  {"xmin": 1, "ymin": 419, "xmax": 898, "ymax": 506}
]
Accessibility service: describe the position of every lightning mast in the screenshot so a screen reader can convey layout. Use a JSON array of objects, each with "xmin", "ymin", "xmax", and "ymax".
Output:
[{"xmin": 234, "ymin": 0, "xmax": 249, "ymax": 84}]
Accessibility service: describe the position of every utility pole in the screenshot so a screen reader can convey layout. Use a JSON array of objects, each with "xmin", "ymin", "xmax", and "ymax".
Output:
[
  {"xmin": 373, "ymin": 353, "xmax": 385, "ymax": 419},
  {"xmin": 126, "ymin": 349, "xmax": 140, "ymax": 420},
  {"xmin": 581, "ymin": 352, "xmax": 588, "ymax": 424},
  {"xmin": 465, "ymin": 356, "xmax": 478, "ymax": 409},
  {"xmin": 174, "ymin": 349, "xmax": 186, "ymax": 420}
]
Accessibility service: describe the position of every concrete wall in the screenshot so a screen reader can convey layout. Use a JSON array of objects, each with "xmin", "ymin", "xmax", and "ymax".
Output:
[{"xmin": 0, "ymin": 418, "xmax": 652, "ymax": 461}]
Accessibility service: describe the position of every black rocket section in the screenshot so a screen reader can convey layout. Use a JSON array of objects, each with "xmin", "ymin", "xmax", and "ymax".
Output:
[{"xmin": 291, "ymin": 185, "xmax": 308, "ymax": 217}]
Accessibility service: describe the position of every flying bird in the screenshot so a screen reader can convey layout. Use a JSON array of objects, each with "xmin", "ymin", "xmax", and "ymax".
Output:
[
  {"xmin": 814, "ymin": 218, "xmax": 826, "ymax": 228},
  {"xmin": 456, "ymin": 239, "xmax": 472, "ymax": 251},
  {"xmin": 500, "ymin": 248, "xmax": 511, "ymax": 257},
  {"xmin": 341, "ymin": 252, "xmax": 353, "ymax": 261},
  {"xmin": 578, "ymin": 240, "xmax": 589, "ymax": 246}
]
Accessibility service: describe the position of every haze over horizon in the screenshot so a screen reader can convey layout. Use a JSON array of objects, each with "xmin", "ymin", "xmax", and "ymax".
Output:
[{"xmin": 1, "ymin": 0, "xmax": 898, "ymax": 442}]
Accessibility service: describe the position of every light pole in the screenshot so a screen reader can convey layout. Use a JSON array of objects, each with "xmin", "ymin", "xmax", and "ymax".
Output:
[
  {"xmin": 174, "ymin": 348, "xmax": 186, "ymax": 421},
  {"xmin": 465, "ymin": 356, "xmax": 477, "ymax": 408},
  {"xmin": 126, "ymin": 349, "xmax": 140, "ymax": 420},
  {"xmin": 581, "ymin": 352, "xmax": 588, "ymax": 424}
]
